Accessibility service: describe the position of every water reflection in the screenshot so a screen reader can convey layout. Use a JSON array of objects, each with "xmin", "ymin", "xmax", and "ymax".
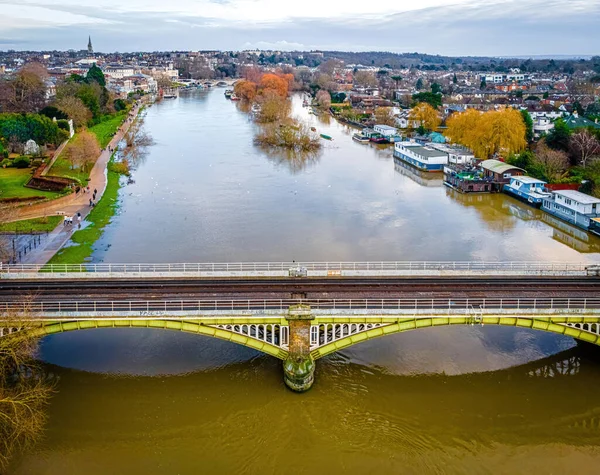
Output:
[
  {"xmin": 394, "ymin": 158, "xmax": 443, "ymax": 187},
  {"xmin": 445, "ymin": 188, "xmax": 519, "ymax": 232},
  {"xmin": 259, "ymin": 145, "xmax": 322, "ymax": 174},
  {"xmin": 543, "ymin": 212, "xmax": 600, "ymax": 253},
  {"xmin": 12, "ymin": 345, "xmax": 600, "ymax": 475}
]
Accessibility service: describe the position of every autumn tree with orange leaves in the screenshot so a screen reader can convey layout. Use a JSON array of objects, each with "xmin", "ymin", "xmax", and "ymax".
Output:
[
  {"xmin": 260, "ymin": 74, "xmax": 289, "ymax": 98},
  {"xmin": 234, "ymin": 80, "xmax": 257, "ymax": 102}
]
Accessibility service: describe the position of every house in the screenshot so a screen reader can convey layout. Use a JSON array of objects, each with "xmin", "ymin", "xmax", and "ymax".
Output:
[
  {"xmin": 541, "ymin": 190, "xmax": 600, "ymax": 231},
  {"xmin": 394, "ymin": 110, "xmax": 414, "ymax": 129},
  {"xmin": 479, "ymin": 159, "xmax": 525, "ymax": 184},
  {"xmin": 533, "ymin": 116, "xmax": 555, "ymax": 137},
  {"xmin": 563, "ymin": 112, "xmax": 600, "ymax": 130}
]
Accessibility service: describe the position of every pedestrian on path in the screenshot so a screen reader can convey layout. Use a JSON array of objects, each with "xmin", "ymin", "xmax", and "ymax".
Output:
[{"xmin": 89, "ymin": 198, "xmax": 92, "ymax": 207}]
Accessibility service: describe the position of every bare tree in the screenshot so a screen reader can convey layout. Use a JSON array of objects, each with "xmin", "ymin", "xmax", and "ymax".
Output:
[
  {"xmin": 0, "ymin": 65, "xmax": 47, "ymax": 113},
  {"xmin": 570, "ymin": 129, "xmax": 600, "ymax": 167},
  {"xmin": 535, "ymin": 140, "xmax": 569, "ymax": 182},
  {"xmin": 0, "ymin": 301, "xmax": 54, "ymax": 471},
  {"xmin": 54, "ymin": 96, "xmax": 92, "ymax": 128}
]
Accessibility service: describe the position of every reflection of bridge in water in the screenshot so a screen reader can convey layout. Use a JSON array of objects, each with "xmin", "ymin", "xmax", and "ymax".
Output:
[
  {"xmin": 38, "ymin": 345, "xmax": 600, "ymax": 463},
  {"xmin": 2, "ymin": 262, "xmax": 600, "ymax": 391}
]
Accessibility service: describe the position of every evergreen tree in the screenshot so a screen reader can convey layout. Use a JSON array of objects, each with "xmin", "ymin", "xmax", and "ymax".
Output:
[{"xmin": 86, "ymin": 64, "xmax": 106, "ymax": 87}]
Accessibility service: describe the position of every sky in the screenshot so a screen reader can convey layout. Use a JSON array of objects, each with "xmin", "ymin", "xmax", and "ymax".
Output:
[{"xmin": 0, "ymin": 0, "xmax": 599, "ymax": 56}]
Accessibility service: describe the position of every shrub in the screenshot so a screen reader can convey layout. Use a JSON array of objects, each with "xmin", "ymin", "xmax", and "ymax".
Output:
[
  {"xmin": 56, "ymin": 119, "xmax": 70, "ymax": 131},
  {"xmin": 2, "ymin": 150, "xmax": 8, "ymax": 159},
  {"xmin": 12, "ymin": 156, "xmax": 31, "ymax": 168},
  {"xmin": 1, "ymin": 158, "xmax": 12, "ymax": 168},
  {"xmin": 31, "ymin": 158, "xmax": 43, "ymax": 168}
]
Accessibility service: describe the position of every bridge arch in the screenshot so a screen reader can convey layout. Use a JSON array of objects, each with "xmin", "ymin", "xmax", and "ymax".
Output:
[
  {"xmin": 310, "ymin": 317, "xmax": 600, "ymax": 360},
  {"xmin": 31, "ymin": 319, "xmax": 289, "ymax": 360}
]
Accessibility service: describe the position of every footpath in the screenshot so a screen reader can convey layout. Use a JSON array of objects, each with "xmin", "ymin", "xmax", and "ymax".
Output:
[{"xmin": 8, "ymin": 103, "xmax": 142, "ymax": 266}]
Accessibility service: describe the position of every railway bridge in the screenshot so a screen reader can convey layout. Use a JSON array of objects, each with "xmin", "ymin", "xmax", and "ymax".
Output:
[{"xmin": 2, "ymin": 261, "xmax": 600, "ymax": 391}]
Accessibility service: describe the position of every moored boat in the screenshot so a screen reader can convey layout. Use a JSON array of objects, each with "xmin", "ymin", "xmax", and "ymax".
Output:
[
  {"xmin": 352, "ymin": 133, "xmax": 370, "ymax": 143},
  {"xmin": 230, "ymin": 93, "xmax": 241, "ymax": 101},
  {"xmin": 224, "ymin": 89, "xmax": 233, "ymax": 98},
  {"xmin": 503, "ymin": 176, "xmax": 550, "ymax": 208},
  {"xmin": 320, "ymin": 134, "xmax": 333, "ymax": 140}
]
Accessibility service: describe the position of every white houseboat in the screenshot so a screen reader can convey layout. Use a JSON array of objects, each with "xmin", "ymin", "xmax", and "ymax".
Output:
[
  {"xmin": 393, "ymin": 141, "xmax": 448, "ymax": 172},
  {"xmin": 541, "ymin": 190, "xmax": 600, "ymax": 231},
  {"xmin": 503, "ymin": 176, "xmax": 551, "ymax": 207},
  {"xmin": 373, "ymin": 124, "xmax": 401, "ymax": 143}
]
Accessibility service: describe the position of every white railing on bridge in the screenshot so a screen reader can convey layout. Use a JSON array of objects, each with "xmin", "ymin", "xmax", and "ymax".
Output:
[
  {"xmin": 2, "ymin": 298, "xmax": 600, "ymax": 315},
  {"xmin": 1, "ymin": 261, "xmax": 597, "ymax": 277}
]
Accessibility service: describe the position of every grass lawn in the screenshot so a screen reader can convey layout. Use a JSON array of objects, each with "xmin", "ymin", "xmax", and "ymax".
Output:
[
  {"xmin": 90, "ymin": 113, "xmax": 126, "ymax": 148},
  {"xmin": 0, "ymin": 168, "xmax": 62, "ymax": 200},
  {"xmin": 0, "ymin": 216, "xmax": 62, "ymax": 233},
  {"xmin": 47, "ymin": 157, "xmax": 90, "ymax": 185},
  {"xmin": 47, "ymin": 163, "xmax": 122, "ymax": 265}
]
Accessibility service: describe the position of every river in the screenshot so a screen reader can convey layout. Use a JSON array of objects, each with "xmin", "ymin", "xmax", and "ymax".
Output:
[{"xmin": 11, "ymin": 90, "xmax": 600, "ymax": 474}]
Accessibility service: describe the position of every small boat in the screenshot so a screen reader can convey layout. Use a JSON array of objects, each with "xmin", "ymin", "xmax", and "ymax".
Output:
[
  {"xmin": 320, "ymin": 134, "xmax": 333, "ymax": 140},
  {"xmin": 352, "ymin": 133, "xmax": 370, "ymax": 143},
  {"xmin": 310, "ymin": 127, "xmax": 316, "ymax": 132},
  {"xmin": 230, "ymin": 94, "xmax": 241, "ymax": 101},
  {"xmin": 224, "ymin": 89, "xmax": 233, "ymax": 98}
]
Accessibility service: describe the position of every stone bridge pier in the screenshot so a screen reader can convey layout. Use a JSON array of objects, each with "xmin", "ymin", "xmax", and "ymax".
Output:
[{"xmin": 283, "ymin": 305, "xmax": 315, "ymax": 392}]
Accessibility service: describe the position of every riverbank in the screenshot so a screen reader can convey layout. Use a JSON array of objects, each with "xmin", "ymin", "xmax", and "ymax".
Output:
[
  {"xmin": 2, "ymin": 101, "xmax": 146, "ymax": 265},
  {"xmin": 46, "ymin": 159, "xmax": 123, "ymax": 265}
]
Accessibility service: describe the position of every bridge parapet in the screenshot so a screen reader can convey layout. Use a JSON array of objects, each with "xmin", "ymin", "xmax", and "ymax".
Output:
[
  {"xmin": 1, "ymin": 261, "xmax": 597, "ymax": 279},
  {"xmin": 4, "ymin": 298, "xmax": 600, "ymax": 393}
]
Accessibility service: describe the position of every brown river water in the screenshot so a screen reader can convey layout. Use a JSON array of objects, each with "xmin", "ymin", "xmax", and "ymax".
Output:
[{"xmin": 11, "ymin": 90, "xmax": 600, "ymax": 474}]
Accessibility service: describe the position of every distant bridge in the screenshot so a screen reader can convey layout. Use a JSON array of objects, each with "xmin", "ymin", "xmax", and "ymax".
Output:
[{"xmin": 1, "ymin": 260, "xmax": 600, "ymax": 391}]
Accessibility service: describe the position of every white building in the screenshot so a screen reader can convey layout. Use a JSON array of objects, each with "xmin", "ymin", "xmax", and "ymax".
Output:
[
  {"xmin": 533, "ymin": 116, "xmax": 555, "ymax": 137},
  {"xmin": 480, "ymin": 73, "xmax": 526, "ymax": 83},
  {"xmin": 104, "ymin": 65, "xmax": 136, "ymax": 79},
  {"xmin": 393, "ymin": 141, "xmax": 448, "ymax": 172},
  {"xmin": 430, "ymin": 144, "xmax": 475, "ymax": 165},
  {"xmin": 373, "ymin": 124, "xmax": 399, "ymax": 138}
]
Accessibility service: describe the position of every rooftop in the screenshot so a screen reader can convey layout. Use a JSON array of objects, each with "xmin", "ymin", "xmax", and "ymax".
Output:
[
  {"xmin": 554, "ymin": 190, "xmax": 600, "ymax": 205},
  {"xmin": 513, "ymin": 176, "xmax": 547, "ymax": 184},
  {"xmin": 480, "ymin": 159, "xmax": 524, "ymax": 175}
]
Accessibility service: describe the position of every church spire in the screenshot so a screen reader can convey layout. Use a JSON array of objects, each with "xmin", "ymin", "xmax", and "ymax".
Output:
[{"xmin": 87, "ymin": 36, "xmax": 93, "ymax": 55}]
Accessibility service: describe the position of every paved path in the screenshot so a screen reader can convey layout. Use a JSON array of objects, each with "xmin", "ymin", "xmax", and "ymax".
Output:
[
  {"xmin": 10, "ymin": 103, "xmax": 141, "ymax": 223},
  {"xmin": 6, "ymin": 103, "xmax": 142, "ymax": 265}
]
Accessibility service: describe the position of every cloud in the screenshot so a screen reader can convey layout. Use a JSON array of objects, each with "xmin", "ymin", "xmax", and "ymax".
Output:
[{"xmin": 0, "ymin": 0, "xmax": 598, "ymax": 55}]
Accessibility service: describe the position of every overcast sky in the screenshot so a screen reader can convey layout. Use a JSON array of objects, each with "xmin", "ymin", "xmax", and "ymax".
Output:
[{"xmin": 1, "ymin": 0, "xmax": 599, "ymax": 56}]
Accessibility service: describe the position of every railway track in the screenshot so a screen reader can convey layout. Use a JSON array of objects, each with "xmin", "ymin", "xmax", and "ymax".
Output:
[{"xmin": 1, "ymin": 277, "xmax": 599, "ymax": 302}]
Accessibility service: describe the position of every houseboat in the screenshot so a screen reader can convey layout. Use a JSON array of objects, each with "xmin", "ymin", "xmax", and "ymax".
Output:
[
  {"xmin": 362, "ymin": 128, "xmax": 388, "ymax": 144},
  {"xmin": 590, "ymin": 218, "xmax": 600, "ymax": 237},
  {"xmin": 444, "ymin": 160, "xmax": 524, "ymax": 193},
  {"xmin": 373, "ymin": 124, "xmax": 400, "ymax": 143},
  {"xmin": 503, "ymin": 176, "xmax": 551, "ymax": 207},
  {"xmin": 394, "ymin": 141, "xmax": 448, "ymax": 172},
  {"xmin": 352, "ymin": 133, "xmax": 370, "ymax": 143},
  {"xmin": 541, "ymin": 190, "xmax": 600, "ymax": 231}
]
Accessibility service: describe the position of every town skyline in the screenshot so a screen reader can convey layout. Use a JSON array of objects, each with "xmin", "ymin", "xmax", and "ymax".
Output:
[{"xmin": 1, "ymin": 0, "xmax": 599, "ymax": 55}]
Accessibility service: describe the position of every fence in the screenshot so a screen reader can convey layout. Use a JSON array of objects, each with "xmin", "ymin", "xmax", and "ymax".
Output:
[
  {"xmin": 3, "ymin": 297, "xmax": 600, "ymax": 315},
  {"xmin": 0, "ymin": 261, "xmax": 595, "ymax": 275}
]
